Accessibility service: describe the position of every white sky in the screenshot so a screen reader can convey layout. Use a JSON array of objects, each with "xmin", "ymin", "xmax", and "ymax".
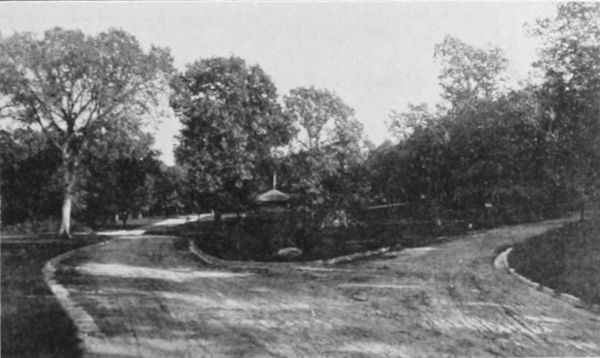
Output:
[{"xmin": 0, "ymin": 1, "xmax": 556, "ymax": 165}]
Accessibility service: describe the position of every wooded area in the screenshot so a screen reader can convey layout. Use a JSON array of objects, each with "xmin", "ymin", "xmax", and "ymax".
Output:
[{"xmin": 1, "ymin": 3, "xmax": 598, "ymax": 236}]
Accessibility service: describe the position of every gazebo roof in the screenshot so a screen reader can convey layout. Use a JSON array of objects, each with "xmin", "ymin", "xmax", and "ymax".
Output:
[{"xmin": 255, "ymin": 188, "xmax": 290, "ymax": 203}]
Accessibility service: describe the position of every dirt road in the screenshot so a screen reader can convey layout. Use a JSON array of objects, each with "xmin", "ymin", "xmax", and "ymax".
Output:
[{"xmin": 54, "ymin": 217, "xmax": 600, "ymax": 357}]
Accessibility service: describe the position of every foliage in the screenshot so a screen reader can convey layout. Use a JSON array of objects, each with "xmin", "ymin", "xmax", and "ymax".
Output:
[
  {"xmin": 172, "ymin": 56, "xmax": 294, "ymax": 213},
  {"xmin": 282, "ymin": 87, "xmax": 370, "ymax": 211},
  {"xmin": 434, "ymin": 35, "xmax": 508, "ymax": 111},
  {"xmin": 0, "ymin": 27, "xmax": 173, "ymax": 236},
  {"xmin": 375, "ymin": 26, "xmax": 589, "ymax": 223},
  {"xmin": 78, "ymin": 128, "xmax": 161, "ymax": 227},
  {"xmin": 0, "ymin": 129, "xmax": 62, "ymax": 225},
  {"xmin": 1, "ymin": 125, "xmax": 166, "ymax": 230},
  {"xmin": 284, "ymin": 86, "xmax": 360, "ymax": 152},
  {"xmin": 531, "ymin": 3, "xmax": 600, "ymax": 206},
  {"xmin": 388, "ymin": 103, "xmax": 437, "ymax": 142},
  {"xmin": 150, "ymin": 165, "xmax": 187, "ymax": 216}
]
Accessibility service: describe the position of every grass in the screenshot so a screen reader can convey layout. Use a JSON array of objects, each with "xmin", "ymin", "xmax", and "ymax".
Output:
[
  {"xmin": 509, "ymin": 215, "xmax": 600, "ymax": 306},
  {"xmin": 155, "ymin": 215, "xmax": 467, "ymax": 262},
  {"xmin": 1, "ymin": 236, "xmax": 102, "ymax": 358}
]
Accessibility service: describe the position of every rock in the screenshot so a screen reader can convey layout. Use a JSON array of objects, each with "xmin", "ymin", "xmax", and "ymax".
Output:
[
  {"xmin": 276, "ymin": 247, "xmax": 303, "ymax": 260},
  {"xmin": 352, "ymin": 293, "xmax": 368, "ymax": 302}
]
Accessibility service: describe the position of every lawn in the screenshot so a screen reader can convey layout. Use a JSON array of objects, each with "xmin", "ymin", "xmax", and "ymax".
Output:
[
  {"xmin": 509, "ymin": 215, "xmax": 600, "ymax": 306},
  {"xmin": 1, "ymin": 236, "xmax": 102, "ymax": 358},
  {"xmin": 150, "ymin": 215, "xmax": 472, "ymax": 262}
]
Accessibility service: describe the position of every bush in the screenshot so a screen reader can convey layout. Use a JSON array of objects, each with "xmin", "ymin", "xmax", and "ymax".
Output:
[{"xmin": 1, "ymin": 218, "xmax": 61, "ymax": 235}]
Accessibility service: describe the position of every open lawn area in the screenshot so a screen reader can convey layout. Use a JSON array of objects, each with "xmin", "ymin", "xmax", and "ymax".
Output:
[
  {"xmin": 509, "ymin": 214, "xmax": 600, "ymax": 306},
  {"xmin": 1, "ymin": 236, "xmax": 102, "ymax": 358}
]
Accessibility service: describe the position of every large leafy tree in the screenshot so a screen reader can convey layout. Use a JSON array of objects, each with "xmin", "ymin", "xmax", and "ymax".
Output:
[
  {"xmin": 284, "ymin": 87, "xmax": 361, "ymax": 152},
  {"xmin": 172, "ymin": 56, "xmax": 294, "ymax": 213},
  {"xmin": 531, "ymin": 3, "xmax": 600, "ymax": 216},
  {"xmin": 0, "ymin": 27, "xmax": 173, "ymax": 237},
  {"xmin": 282, "ymin": 87, "xmax": 369, "ymax": 208},
  {"xmin": 434, "ymin": 35, "xmax": 508, "ymax": 111}
]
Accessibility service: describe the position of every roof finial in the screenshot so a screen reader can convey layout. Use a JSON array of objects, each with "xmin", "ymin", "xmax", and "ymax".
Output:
[{"xmin": 273, "ymin": 172, "xmax": 277, "ymax": 189}]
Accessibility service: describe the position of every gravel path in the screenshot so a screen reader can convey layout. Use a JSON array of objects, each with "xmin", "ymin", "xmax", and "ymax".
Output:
[{"xmin": 54, "ymin": 216, "xmax": 600, "ymax": 357}]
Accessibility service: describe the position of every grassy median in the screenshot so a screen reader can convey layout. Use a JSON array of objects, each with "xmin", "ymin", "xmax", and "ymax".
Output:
[{"xmin": 509, "ymin": 215, "xmax": 600, "ymax": 306}]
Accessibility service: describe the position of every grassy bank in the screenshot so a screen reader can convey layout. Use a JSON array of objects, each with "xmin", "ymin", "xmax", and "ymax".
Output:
[
  {"xmin": 509, "ymin": 215, "xmax": 600, "ymax": 306},
  {"xmin": 1, "ymin": 236, "xmax": 101, "ymax": 358}
]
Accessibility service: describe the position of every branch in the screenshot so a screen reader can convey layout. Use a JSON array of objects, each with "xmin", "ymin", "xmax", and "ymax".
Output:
[
  {"xmin": 30, "ymin": 93, "xmax": 65, "ymax": 134},
  {"xmin": 31, "ymin": 109, "xmax": 63, "ymax": 151}
]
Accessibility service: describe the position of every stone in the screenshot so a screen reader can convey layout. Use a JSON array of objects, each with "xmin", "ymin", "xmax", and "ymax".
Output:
[{"xmin": 276, "ymin": 247, "xmax": 303, "ymax": 260}]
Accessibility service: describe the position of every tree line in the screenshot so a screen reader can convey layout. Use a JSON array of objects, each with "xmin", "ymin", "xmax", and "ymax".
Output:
[{"xmin": 1, "ymin": 3, "xmax": 598, "ymax": 237}]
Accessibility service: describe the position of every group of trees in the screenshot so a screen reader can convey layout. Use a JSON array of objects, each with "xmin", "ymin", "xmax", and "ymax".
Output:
[
  {"xmin": 0, "ymin": 124, "xmax": 187, "ymax": 230},
  {"xmin": 171, "ymin": 57, "xmax": 370, "ymax": 216},
  {"xmin": 376, "ymin": 3, "xmax": 600, "ymax": 222},
  {"xmin": 0, "ymin": 28, "xmax": 368, "ymax": 235},
  {"xmin": 0, "ymin": 28, "xmax": 181, "ymax": 235},
  {"xmin": 1, "ymin": 3, "xmax": 598, "ymax": 237}
]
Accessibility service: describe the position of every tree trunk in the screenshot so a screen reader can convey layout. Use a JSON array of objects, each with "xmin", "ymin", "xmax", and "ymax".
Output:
[
  {"xmin": 59, "ymin": 179, "xmax": 75, "ymax": 238},
  {"xmin": 59, "ymin": 149, "xmax": 77, "ymax": 239}
]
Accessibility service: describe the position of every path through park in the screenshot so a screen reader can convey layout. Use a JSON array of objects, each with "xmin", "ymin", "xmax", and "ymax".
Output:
[{"xmin": 54, "ymin": 217, "xmax": 600, "ymax": 357}]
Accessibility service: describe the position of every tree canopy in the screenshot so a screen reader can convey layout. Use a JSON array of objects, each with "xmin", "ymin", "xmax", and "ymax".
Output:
[
  {"xmin": 434, "ymin": 35, "xmax": 508, "ymax": 111},
  {"xmin": 531, "ymin": 3, "xmax": 600, "ymax": 207},
  {"xmin": 172, "ymin": 56, "xmax": 294, "ymax": 213},
  {"xmin": 2, "ymin": 3, "xmax": 598, "ymax": 234},
  {"xmin": 0, "ymin": 27, "xmax": 173, "ymax": 236},
  {"xmin": 282, "ymin": 87, "xmax": 369, "ymax": 209},
  {"xmin": 374, "ymin": 19, "xmax": 595, "ymax": 223}
]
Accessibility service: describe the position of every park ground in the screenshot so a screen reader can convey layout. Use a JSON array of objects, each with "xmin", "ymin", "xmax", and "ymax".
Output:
[
  {"xmin": 510, "ymin": 215, "xmax": 600, "ymax": 307},
  {"xmin": 1, "ymin": 235, "xmax": 103, "ymax": 358},
  {"xmin": 28, "ymin": 215, "xmax": 598, "ymax": 357}
]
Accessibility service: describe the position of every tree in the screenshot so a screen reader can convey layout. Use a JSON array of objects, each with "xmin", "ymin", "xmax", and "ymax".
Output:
[
  {"xmin": 171, "ymin": 56, "xmax": 294, "ymax": 214},
  {"xmin": 284, "ymin": 87, "xmax": 362, "ymax": 152},
  {"xmin": 79, "ymin": 124, "xmax": 161, "ymax": 228},
  {"xmin": 150, "ymin": 164, "xmax": 187, "ymax": 217},
  {"xmin": 0, "ymin": 28, "xmax": 173, "ymax": 237},
  {"xmin": 531, "ymin": 3, "xmax": 600, "ymax": 218},
  {"xmin": 0, "ymin": 129, "xmax": 62, "ymax": 225},
  {"xmin": 282, "ymin": 87, "xmax": 369, "ymax": 209},
  {"xmin": 382, "ymin": 34, "xmax": 568, "ymax": 223},
  {"xmin": 388, "ymin": 103, "xmax": 438, "ymax": 142},
  {"xmin": 434, "ymin": 35, "xmax": 508, "ymax": 111}
]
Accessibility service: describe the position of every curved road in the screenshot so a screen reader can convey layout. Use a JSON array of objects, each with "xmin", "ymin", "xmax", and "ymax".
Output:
[{"xmin": 54, "ymin": 217, "xmax": 600, "ymax": 357}]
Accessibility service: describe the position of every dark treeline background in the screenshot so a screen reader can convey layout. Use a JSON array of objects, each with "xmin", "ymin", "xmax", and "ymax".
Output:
[{"xmin": 1, "ymin": 3, "xmax": 598, "ymax": 234}]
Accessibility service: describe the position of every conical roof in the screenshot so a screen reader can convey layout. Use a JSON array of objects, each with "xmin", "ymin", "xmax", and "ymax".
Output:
[{"xmin": 256, "ymin": 188, "xmax": 290, "ymax": 203}]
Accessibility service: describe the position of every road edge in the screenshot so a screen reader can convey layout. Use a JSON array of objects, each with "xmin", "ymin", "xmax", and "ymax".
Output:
[
  {"xmin": 188, "ymin": 239, "xmax": 393, "ymax": 270},
  {"xmin": 494, "ymin": 247, "xmax": 599, "ymax": 313},
  {"xmin": 42, "ymin": 240, "xmax": 109, "ymax": 354}
]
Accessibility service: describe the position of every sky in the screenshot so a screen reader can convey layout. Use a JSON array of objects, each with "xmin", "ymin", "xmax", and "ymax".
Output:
[{"xmin": 0, "ymin": 1, "xmax": 557, "ymax": 165}]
